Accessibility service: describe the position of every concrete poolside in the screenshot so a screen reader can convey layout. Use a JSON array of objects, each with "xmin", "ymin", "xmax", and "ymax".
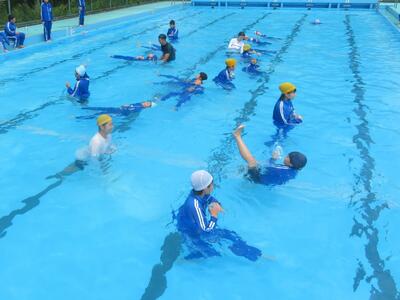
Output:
[
  {"xmin": 379, "ymin": 2, "xmax": 400, "ymax": 28},
  {"xmin": 12, "ymin": 1, "xmax": 185, "ymax": 46}
]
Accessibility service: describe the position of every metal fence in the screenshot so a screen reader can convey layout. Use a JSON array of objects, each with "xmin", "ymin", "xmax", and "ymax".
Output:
[{"xmin": 0, "ymin": 0, "xmax": 169, "ymax": 25}]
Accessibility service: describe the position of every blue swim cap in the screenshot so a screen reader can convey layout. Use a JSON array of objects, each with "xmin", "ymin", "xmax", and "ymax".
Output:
[{"xmin": 288, "ymin": 152, "xmax": 307, "ymax": 170}]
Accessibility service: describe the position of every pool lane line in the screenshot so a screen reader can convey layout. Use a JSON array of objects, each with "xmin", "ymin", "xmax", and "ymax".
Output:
[
  {"xmin": 0, "ymin": 9, "xmax": 202, "ymax": 88},
  {"xmin": 0, "ymin": 94, "xmax": 64, "ymax": 134},
  {"xmin": 140, "ymin": 12, "xmax": 303, "ymax": 298},
  {"xmin": 0, "ymin": 9, "xmax": 270, "ymax": 294},
  {"xmin": 180, "ymin": 12, "xmax": 273, "ymax": 79},
  {"xmin": 0, "ymin": 7, "xmax": 270, "ymax": 238},
  {"xmin": 0, "ymin": 180, "xmax": 63, "ymax": 239},
  {"xmin": 206, "ymin": 13, "xmax": 308, "ymax": 184},
  {"xmin": 139, "ymin": 12, "xmax": 273, "ymax": 300},
  {"xmin": 0, "ymin": 9, "xmax": 260, "ymax": 238},
  {"xmin": 344, "ymin": 15, "xmax": 400, "ymax": 300},
  {"xmin": 0, "ymin": 11, "xmax": 235, "ymax": 136},
  {"xmin": 183, "ymin": 11, "xmax": 237, "ymax": 38},
  {"xmin": 0, "ymin": 9, "xmax": 201, "ymax": 131},
  {"xmin": 0, "ymin": 111, "xmax": 142, "ymax": 239},
  {"xmin": 91, "ymin": 11, "xmax": 238, "ymax": 81},
  {"xmin": 0, "ymin": 11, "xmax": 250, "ymax": 239},
  {"xmin": 0, "ymin": 7, "xmax": 199, "ymax": 85},
  {"xmin": 116, "ymin": 12, "xmax": 270, "ymax": 131}
]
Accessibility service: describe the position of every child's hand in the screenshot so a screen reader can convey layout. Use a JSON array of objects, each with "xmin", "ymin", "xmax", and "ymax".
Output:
[
  {"xmin": 65, "ymin": 82, "xmax": 71, "ymax": 88},
  {"xmin": 208, "ymin": 202, "xmax": 223, "ymax": 217}
]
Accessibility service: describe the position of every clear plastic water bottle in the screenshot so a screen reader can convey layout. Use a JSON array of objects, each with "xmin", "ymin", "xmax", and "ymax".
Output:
[{"xmin": 272, "ymin": 144, "xmax": 283, "ymax": 160}]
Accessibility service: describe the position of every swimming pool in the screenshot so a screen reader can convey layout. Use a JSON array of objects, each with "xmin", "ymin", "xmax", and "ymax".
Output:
[{"xmin": 0, "ymin": 4, "xmax": 399, "ymax": 300}]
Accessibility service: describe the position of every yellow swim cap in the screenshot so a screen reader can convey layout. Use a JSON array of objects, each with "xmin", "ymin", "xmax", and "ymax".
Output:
[
  {"xmin": 225, "ymin": 58, "xmax": 236, "ymax": 68},
  {"xmin": 243, "ymin": 44, "xmax": 251, "ymax": 51},
  {"xmin": 97, "ymin": 114, "xmax": 112, "ymax": 126},
  {"xmin": 279, "ymin": 82, "xmax": 296, "ymax": 94}
]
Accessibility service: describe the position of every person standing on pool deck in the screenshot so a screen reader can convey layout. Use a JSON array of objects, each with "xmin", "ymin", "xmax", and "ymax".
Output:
[
  {"xmin": 66, "ymin": 65, "xmax": 90, "ymax": 103},
  {"xmin": 213, "ymin": 58, "xmax": 236, "ymax": 90},
  {"xmin": 78, "ymin": 0, "xmax": 86, "ymax": 26},
  {"xmin": 41, "ymin": 0, "xmax": 53, "ymax": 42},
  {"xmin": 233, "ymin": 124, "xmax": 307, "ymax": 185},
  {"xmin": 228, "ymin": 31, "xmax": 246, "ymax": 53},
  {"xmin": 167, "ymin": 20, "xmax": 178, "ymax": 41},
  {"xmin": 158, "ymin": 34, "xmax": 175, "ymax": 63},
  {"xmin": 272, "ymin": 82, "xmax": 303, "ymax": 128},
  {"xmin": 4, "ymin": 15, "xmax": 25, "ymax": 48}
]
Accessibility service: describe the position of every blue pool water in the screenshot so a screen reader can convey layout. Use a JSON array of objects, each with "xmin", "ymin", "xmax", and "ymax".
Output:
[{"xmin": 0, "ymin": 5, "xmax": 400, "ymax": 300}]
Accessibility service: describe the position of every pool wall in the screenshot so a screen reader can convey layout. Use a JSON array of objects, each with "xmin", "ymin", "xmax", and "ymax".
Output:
[
  {"xmin": 3, "ymin": 2, "xmax": 185, "ymax": 49},
  {"xmin": 192, "ymin": 0, "xmax": 378, "ymax": 9},
  {"xmin": 1, "ymin": 3, "xmax": 188, "ymax": 61},
  {"xmin": 385, "ymin": 4, "xmax": 400, "ymax": 19}
]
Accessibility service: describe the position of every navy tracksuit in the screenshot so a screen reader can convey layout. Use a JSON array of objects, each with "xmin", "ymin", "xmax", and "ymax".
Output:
[
  {"xmin": 213, "ymin": 67, "xmax": 235, "ymax": 90},
  {"xmin": 158, "ymin": 78, "xmax": 204, "ymax": 109},
  {"xmin": 242, "ymin": 63, "xmax": 262, "ymax": 75},
  {"xmin": 78, "ymin": 0, "xmax": 86, "ymax": 26},
  {"xmin": 79, "ymin": 102, "xmax": 146, "ymax": 119},
  {"xmin": 111, "ymin": 54, "xmax": 158, "ymax": 62},
  {"xmin": 4, "ymin": 22, "xmax": 25, "ymax": 47},
  {"xmin": 176, "ymin": 191, "xmax": 261, "ymax": 261},
  {"xmin": 247, "ymin": 159, "xmax": 298, "ymax": 186},
  {"xmin": 41, "ymin": 1, "xmax": 53, "ymax": 41},
  {"xmin": 0, "ymin": 32, "xmax": 9, "ymax": 50},
  {"xmin": 167, "ymin": 27, "xmax": 179, "ymax": 41},
  {"xmin": 67, "ymin": 73, "xmax": 90, "ymax": 102},
  {"xmin": 272, "ymin": 97, "xmax": 302, "ymax": 127}
]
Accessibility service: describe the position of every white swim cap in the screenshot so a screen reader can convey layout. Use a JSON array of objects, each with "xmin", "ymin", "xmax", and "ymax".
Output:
[
  {"xmin": 191, "ymin": 170, "xmax": 213, "ymax": 191},
  {"xmin": 75, "ymin": 65, "xmax": 86, "ymax": 76},
  {"xmin": 314, "ymin": 19, "xmax": 321, "ymax": 24}
]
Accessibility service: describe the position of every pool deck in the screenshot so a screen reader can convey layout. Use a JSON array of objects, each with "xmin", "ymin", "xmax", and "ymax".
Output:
[
  {"xmin": 11, "ymin": 1, "xmax": 185, "ymax": 46},
  {"xmin": 380, "ymin": 2, "xmax": 400, "ymax": 28}
]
